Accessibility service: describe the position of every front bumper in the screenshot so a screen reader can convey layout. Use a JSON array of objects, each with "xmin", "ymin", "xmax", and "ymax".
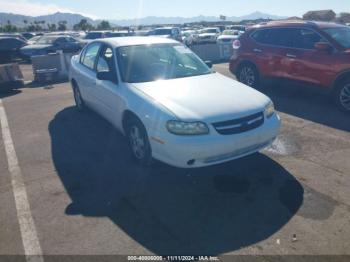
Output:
[{"xmin": 150, "ymin": 113, "xmax": 281, "ymax": 168}]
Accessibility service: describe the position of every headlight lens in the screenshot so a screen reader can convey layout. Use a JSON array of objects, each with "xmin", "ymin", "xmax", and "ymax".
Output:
[
  {"xmin": 166, "ymin": 120, "xmax": 209, "ymax": 135},
  {"xmin": 265, "ymin": 101, "xmax": 275, "ymax": 118}
]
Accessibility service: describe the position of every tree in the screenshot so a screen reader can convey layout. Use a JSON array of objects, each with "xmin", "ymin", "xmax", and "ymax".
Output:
[
  {"xmin": 303, "ymin": 10, "xmax": 336, "ymax": 21},
  {"xmin": 58, "ymin": 20, "xmax": 67, "ymax": 31},
  {"xmin": 338, "ymin": 12, "xmax": 350, "ymax": 24},
  {"xmin": 47, "ymin": 23, "xmax": 57, "ymax": 31},
  {"xmin": 97, "ymin": 20, "xmax": 111, "ymax": 30},
  {"xmin": 73, "ymin": 19, "xmax": 94, "ymax": 31},
  {"xmin": 3, "ymin": 20, "xmax": 18, "ymax": 32}
]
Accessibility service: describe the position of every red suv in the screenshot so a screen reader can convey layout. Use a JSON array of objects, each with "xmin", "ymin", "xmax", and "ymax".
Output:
[{"xmin": 229, "ymin": 21, "xmax": 350, "ymax": 112}]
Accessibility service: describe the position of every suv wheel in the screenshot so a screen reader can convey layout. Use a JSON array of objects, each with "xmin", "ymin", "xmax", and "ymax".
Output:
[
  {"xmin": 237, "ymin": 63, "xmax": 260, "ymax": 88},
  {"xmin": 126, "ymin": 117, "xmax": 152, "ymax": 167},
  {"xmin": 334, "ymin": 80, "xmax": 350, "ymax": 112}
]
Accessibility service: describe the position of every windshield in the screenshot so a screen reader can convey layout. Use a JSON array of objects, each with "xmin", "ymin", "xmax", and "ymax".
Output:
[
  {"xmin": 201, "ymin": 29, "xmax": 217, "ymax": 34},
  {"xmin": 36, "ymin": 37, "xmax": 57, "ymax": 45},
  {"xmin": 324, "ymin": 27, "xmax": 350, "ymax": 49},
  {"xmin": 153, "ymin": 29, "xmax": 172, "ymax": 35},
  {"xmin": 117, "ymin": 44, "xmax": 212, "ymax": 83}
]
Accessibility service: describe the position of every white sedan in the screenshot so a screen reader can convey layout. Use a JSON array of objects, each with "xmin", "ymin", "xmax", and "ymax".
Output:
[{"xmin": 69, "ymin": 37, "xmax": 280, "ymax": 168}]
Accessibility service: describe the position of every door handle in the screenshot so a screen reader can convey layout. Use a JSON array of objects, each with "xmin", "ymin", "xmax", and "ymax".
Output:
[
  {"xmin": 253, "ymin": 48, "xmax": 262, "ymax": 53},
  {"xmin": 286, "ymin": 53, "xmax": 297, "ymax": 58}
]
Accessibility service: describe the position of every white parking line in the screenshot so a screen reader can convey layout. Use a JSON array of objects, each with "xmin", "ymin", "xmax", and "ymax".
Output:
[{"xmin": 0, "ymin": 99, "xmax": 43, "ymax": 262}]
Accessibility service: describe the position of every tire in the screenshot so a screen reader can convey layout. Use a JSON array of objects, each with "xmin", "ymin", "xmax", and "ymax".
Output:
[
  {"xmin": 333, "ymin": 78, "xmax": 350, "ymax": 112},
  {"xmin": 72, "ymin": 82, "xmax": 86, "ymax": 111},
  {"xmin": 125, "ymin": 116, "xmax": 153, "ymax": 167},
  {"xmin": 237, "ymin": 63, "xmax": 260, "ymax": 89}
]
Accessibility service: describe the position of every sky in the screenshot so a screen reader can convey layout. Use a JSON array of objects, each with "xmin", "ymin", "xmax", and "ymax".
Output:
[{"xmin": 0, "ymin": 0, "xmax": 349, "ymax": 20}]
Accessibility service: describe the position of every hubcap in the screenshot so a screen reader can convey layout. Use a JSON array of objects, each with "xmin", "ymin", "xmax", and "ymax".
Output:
[
  {"xmin": 340, "ymin": 84, "xmax": 350, "ymax": 111},
  {"xmin": 239, "ymin": 67, "xmax": 255, "ymax": 86},
  {"xmin": 74, "ymin": 87, "xmax": 83, "ymax": 108},
  {"xmin": 129, "ymin": 126, "xmax": 145, "ymax": 159}
]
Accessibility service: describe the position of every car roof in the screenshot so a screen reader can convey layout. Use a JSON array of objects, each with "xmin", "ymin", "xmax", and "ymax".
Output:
[
  {"xmin": 250, "ymin": 20, "xmax": 347, "ymax": 30},
  {"xmin": 96, "ymin": 36, "xmax": 179, "ymax": 47}
]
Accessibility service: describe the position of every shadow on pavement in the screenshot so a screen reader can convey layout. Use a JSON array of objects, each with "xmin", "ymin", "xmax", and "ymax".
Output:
[
  {"xmin": 49, "ymin": 107, "xmax": 304, "ymax": 255},
  {"xmin": 262, "ymin": 81, "xmax": 350, "ymax": 132}
]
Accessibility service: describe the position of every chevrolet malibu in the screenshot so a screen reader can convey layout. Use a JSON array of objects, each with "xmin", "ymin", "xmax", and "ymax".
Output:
[{"xmin": 69, "ymin": 37, "xmax": 280, "ymax": 168}]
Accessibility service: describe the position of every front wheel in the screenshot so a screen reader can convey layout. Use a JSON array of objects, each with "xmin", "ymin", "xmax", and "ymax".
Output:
[
  {"xmin": 237, "ymin": 63, "xmax": 260, "ymax": 89},
  {"xmin": 334, "ymin": 80, "xmax": 350, "ymax": 112},
  {"xmin": 126, "ymin": 117, "xmax": 153, "ymax": 167}
]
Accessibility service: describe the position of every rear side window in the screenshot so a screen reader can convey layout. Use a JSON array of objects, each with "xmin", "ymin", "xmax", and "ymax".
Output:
[
  {"xmin": 251, "ymin": 28, "xmax": 294, "ymax": 47},
  {"xmin": 81, "ymin": 43, "xmax": 101, "ymax": 70}
]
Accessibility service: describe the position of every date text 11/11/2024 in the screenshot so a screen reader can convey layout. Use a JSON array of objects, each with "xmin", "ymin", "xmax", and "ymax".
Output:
[{"xmin": 127, "ymin": 256, "xmax": 220, "ymax": 261}]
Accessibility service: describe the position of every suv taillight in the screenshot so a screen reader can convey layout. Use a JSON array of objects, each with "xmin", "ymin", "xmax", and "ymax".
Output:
[{"xmin": 233, "ymin": 39, "xmax": 241, "ymax": 49}]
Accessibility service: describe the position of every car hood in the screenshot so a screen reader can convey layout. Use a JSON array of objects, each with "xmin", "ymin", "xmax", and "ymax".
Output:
[
  {"xmin": 218, "ymin": 35, "xmax": 238, "ymax": 40},
  {"xmin": 131, "ymin": 73, "xmax": 270, "ymax": 122},
  {"xmin": 21, "ymin": 44, "xmax": 52, "ymax": 50},
  {"xmin": 199, "ymin": 33, "xmax": 216, "ymax": 37}
]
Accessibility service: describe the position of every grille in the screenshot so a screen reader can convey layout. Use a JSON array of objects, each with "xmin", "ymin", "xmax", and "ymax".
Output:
[{"xmin": 213, "ymin": 112, "xmax": 264, "ymax": 135}]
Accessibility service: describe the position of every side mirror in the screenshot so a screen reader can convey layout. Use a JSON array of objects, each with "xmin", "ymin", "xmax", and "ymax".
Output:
[
  {"xmin": 205, "ymin": 60, "xmax": 213, "ymax": 68},
  {"xmin": 96, "ymin": 71, "xmax": 117, "ymax": 82},
  {"xmin": 315, "ymin": 42, "xmax": 332, "ymax": 52}
]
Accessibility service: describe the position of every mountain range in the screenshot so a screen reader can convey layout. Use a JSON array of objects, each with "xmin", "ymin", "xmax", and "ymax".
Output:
[{"xmin": 0, "ymin": 11, "xmax": 287, "ymax": 28}]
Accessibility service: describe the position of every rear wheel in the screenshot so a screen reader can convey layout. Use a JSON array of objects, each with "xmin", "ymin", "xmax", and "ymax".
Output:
[
  {"xmin": 334, "ymin": 79, "xmax": 350, "ymax": 112},
  {"xmin": 237, "ymin": 63, "xmax": 260, "ymax": 89},
  {"xmin": 126, "ymin": 116, "xmax": 152, "ymax": 167},
  {"xmin": 72, "ymin": 83, "xmax": 86, "ymax": 111}
]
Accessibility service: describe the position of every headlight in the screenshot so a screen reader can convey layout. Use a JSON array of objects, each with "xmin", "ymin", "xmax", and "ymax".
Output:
[
  {"xmin": 166, "ymin": 120, "xmax": 209, "ymax": 135},
  {"xmin": 264, "ymin": 101, "xmax": 275, "ymax": 118}
]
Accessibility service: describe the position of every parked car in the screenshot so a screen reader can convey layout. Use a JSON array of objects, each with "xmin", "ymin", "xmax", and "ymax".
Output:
[
  {"xmin": 217, "ymin": 30, "xmax": 240, "ymax": 44},
  {"xmin": 149, "ymin": 27, "xmax": 182, "ymax": 42},
  {"xmin": 80, "ymin": 31, "xmax": 107, "ymax": 44},
  {"xmin": 0, "ymin": 33, "xmax": 27, "ymax": 42},
  {"xmin": 230, "ymin": 21, "xmax": 350, "ymax": 112},
  {"xmin": 105, "ymin": 31, "xmax": 132, "ymax": 37},
  {"xmin": 181, "ymin": 30, "xmax": 199, "ymax": 46},
  {"xmin": 0, "ymin": 37, "xmax": 27, "ymax": 63},
  {"xmin": 197, "ymin": 28, "xmax": 221, "ymax": 44},
  {"xmin": 27, "ymin": 35, "xmax": 42, "ymax": 45},
  {"xmin": 20, "ymin": 35, "xmax": 83, "ymax": 60},
  {"xmin": 69, "ymin": 37, "xmax": 280, "ymax": 168},
  {"xmin": 22, "ymin": 32, "xmax": 35, "ymax": 40},
  {"xmin": 226, "ymin": 25, "xmax": 246, "ymax": 32}
]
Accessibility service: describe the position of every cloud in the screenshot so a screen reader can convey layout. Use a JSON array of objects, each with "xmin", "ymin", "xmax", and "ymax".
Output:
[{"xmin": 0, "ymin": 0, "xmax": 98, "ymax": 19}]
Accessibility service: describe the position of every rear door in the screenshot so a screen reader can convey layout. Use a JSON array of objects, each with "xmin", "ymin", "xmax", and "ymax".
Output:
[
  {"xmin": 92, "ymin": 44, "xmax": 125, "ymax": 129},
  {"xmin": 75, "ymin": 42, "xmax": 102, "ymax": 110},
  {"xmin": 250, "ymin": 28, "xmax": 293, "ymax": 78}
]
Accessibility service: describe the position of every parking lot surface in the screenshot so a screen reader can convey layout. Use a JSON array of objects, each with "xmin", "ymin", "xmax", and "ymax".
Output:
[{"xmin": 0, "ymin": 63, "xmax": 350, "ymax": 260}]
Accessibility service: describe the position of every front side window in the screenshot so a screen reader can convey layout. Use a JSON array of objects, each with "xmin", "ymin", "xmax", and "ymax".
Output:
[
  {"xmin": 81, "ymin": 43, "xmax": 101, "ymax": 70},
  {"xmin": 117, "ymin": 44, "xmax": 212, "ymax": 83},
  {"xmin": 293, "ymin": 29, "xmax": 327, "ymax": 49},
  {"xmin": 323, "ymin": 27, "xmax": 350, "ymax": 49}
]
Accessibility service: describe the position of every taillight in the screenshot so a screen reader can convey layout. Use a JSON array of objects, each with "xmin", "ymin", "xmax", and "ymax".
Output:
[{"xmin": 233, "ymin": 39, "xmax": 241, "ymax": 49}]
